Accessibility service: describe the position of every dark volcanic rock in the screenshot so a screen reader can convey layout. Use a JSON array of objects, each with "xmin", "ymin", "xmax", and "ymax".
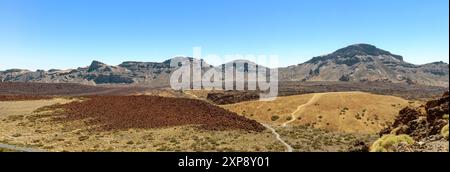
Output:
[
  {"xmin": 426, "ymin": 92, "xmax": 449, "ymax": 122},
  {"xmin": 380, "ymin": 92, "xmax": 449, "ymax": 140},
  {"xmin": 393, "ymin": 107, "xmax": 420, "ymax": 127},
  {"xmin": 207, "ymin": 91, "xmax": 260, "ymax": 105},
  {"xmin": 92, "ymin": 74, "xmax": 134, "ymax": 84},
  {"xmin": 348, "ymin": 140, "xmax": 370, "ymax": 152},
  {"xmin": 88, "ymin": 60, "xmax": 107, "ymax": 72}
]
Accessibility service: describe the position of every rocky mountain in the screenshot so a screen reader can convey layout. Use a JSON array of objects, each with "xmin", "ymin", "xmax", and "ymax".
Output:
[
  {"xmin": 0, "ymin": 44, "xmax": 448, "ymax": 87},
  {"xmin": 279, "ymin": 44, "xmax": 449, "ymax": 87},
  {"xmin": 0, "ymin": 57, "xmax": 210, "ymax": 87}
]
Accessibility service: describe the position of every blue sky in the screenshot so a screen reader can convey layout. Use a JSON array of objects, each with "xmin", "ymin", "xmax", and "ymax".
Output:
[{"xmin": 0, "ymin": 0, "xmax": 448, "ymax": 70}]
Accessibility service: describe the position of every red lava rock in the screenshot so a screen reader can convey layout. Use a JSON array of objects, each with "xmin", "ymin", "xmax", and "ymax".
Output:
[
  {"xmin": 0, "ymin": 95, "xmax": 53, "ymax": 101},
  {"xmin": 49, "ymin": 95, "xmax": 265, "ymax": 132},
  {"xmin": 0, "ymin": 82, "xmax": 146, "ymax": 96},
  {"xmin": 0, "ymin": 82, "xmax": 109, "ymax": 96}
]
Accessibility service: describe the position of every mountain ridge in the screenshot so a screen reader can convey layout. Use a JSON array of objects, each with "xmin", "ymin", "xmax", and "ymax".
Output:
[
  {"xmin": 279, "ymin": 44, "xmax": 448, "ymax": 87},
  {"xmin": 1, "ymin": 44, "xmax": 448, "ymax": 87}
]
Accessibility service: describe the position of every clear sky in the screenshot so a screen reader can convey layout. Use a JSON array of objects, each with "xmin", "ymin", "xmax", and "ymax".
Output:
[{"xmin": 0, "ymin": 0, "xmax": 448, "ymax": 70}]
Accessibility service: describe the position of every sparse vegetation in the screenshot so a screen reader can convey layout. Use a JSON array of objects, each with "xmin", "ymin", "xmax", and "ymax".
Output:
[
  {"xmin": 370, "ymin": 134, "xmax": 414, "ymax": 152},
  {"xmin": 78, "ymin": 136, "xmax": 89, "ymax": 141},
  {"xmin": 0, "ymin": 147, "xmax": 15, "ymax": 152},
  {"xmin": 34, "ymin": 104, "xmax": 62, "ymax": 113},
  {"xmin": 271, "ymin": 115, "xmax": 280, "ymax": 121},
  {"xmin": 355, "ymin": 113, "xmax": 362, "ymax": 120},
  {"xmin": 278, "ymin": 125, "xmax": 377, "ymax": 152},
  {"xmin": 2, "ymin": 81, "xmax": 446, "ymax": 152},
  {"xmin": 340, "ymin": 107, "xmax": 349, "ymax": 115},
  {"xmin": 441, "ymin": 124, "xmax": 448, "ymax": 140},
  {"xmin": 11, "ymin": 133, "xmax": 22, "ymax": 137},
  {"xmin": 7, "ymin": 115, "xmax": 24, "ymax": 121},
  {"xmin": 224, "ymin": 92, "xmax": 409, "ymax": 134}
]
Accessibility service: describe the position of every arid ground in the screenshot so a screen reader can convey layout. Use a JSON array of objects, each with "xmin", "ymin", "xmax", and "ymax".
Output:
[{"xmin": 0, "ymin": 82, "xmax": 448, "ymax": 152}]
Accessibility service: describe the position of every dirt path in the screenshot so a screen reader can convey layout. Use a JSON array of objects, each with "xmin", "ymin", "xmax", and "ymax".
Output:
[
  {"xmin": 282, "ymin": 93, "xmax": 323, "ymax": 127},
  {"xmin": 0, "ymin": 143, "xmax": 45, "ymax": 152},
  {"xmin": 253, "ymin": 102, "xmax": 293, "ymax": 152},
  {"xmin": 261, "ymin": 123, "xmax": 293, "ymax": 152},
  {"xmin": 259, "ymin": 93, "xmax": 323, "ymax": 151}
]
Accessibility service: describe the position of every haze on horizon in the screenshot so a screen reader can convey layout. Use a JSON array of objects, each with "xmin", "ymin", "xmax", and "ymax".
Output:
[{"xmin": 0, "ymin": 0, "xmax": 448, "ymax": 70}]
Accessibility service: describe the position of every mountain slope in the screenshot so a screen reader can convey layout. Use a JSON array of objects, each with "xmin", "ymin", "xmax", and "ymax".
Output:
[
  {"xmin": 279, "ymin": 44, "xmax": 449, "ymax": 87},
  {"xmin": 0, "ymin": 57, "xmax": 211, "ymax": 87}
]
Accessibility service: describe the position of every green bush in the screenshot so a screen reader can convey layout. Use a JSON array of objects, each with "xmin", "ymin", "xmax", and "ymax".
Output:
[
  {"xmin": 441, "ymin": 124, "xmax": 449, "ymax": 140},
  {"xmin": 443, "ymin": 114, "xmax": 449, "ymax": 120},
  {"xmin": 271, "ymin": 115, "xmax": 280, "ymax": 121},
  {"xmin": 370, "ymin": 134, "xmax": 414, "ymax": 152}
]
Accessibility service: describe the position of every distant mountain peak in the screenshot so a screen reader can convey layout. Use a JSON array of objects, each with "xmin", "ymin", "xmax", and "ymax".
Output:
[
  {"xmin": 306, "ymin": 44, "xmax": 404, "ymax": 64},
  {"xmin": 282, "ymin": 44, "xmax": 448, "ymax": 87},
  {"xmin": 88, "ymin": 60, "xmax": 107, "ymax": 72},
  {"xmin": 334, "ymin": 44, "xmax": 402, "ymax": 60},
  {"xmin": 1, "ymin": 47, "xmax": 448, "ymax": 87}
]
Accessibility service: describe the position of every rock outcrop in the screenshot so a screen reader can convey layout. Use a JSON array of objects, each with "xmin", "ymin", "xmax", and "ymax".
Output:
[{"xmin": 380, "ymin": 92, "xmax": 449, "ymax": 140}]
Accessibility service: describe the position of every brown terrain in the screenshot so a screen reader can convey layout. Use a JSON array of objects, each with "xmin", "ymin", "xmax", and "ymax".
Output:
[
  {"xmin": 0, "ymin": 81, "xmax": 448, "ymax": 152},
  {"xmin": 206, "ymin": 81, "xmax": 448, "ymax": 105},
  {"xmin": 0, "ymin": 97, "xmax": 282, "ymax": 152},
  {"xmin": 0, "ymin": 95, "xmax": 53, "ymax": 101},
  {"xmin": 221, "ymin": 91, "xmax": 420, "ymax": 152},
  {"xmin": 0, "ymin": 82, "xmax": 280, "ymax": 152},
  {"xmin": 0, "ymin": 82, "xmax": 110, "ymax": 95},
  {"xmin": 0, "ymin": 82, "xmax": 152, "ymax": 96},
  {"xmin": 223, "ymin": 92, "xmax": 412, "ymax": 134},
  {"xmin": 277, "ymin": 81, "xmax": 447, "ymax": 100},
  {"xmin": 45, "ymin": 96, "xmax": 265, "ymax": 132}
]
